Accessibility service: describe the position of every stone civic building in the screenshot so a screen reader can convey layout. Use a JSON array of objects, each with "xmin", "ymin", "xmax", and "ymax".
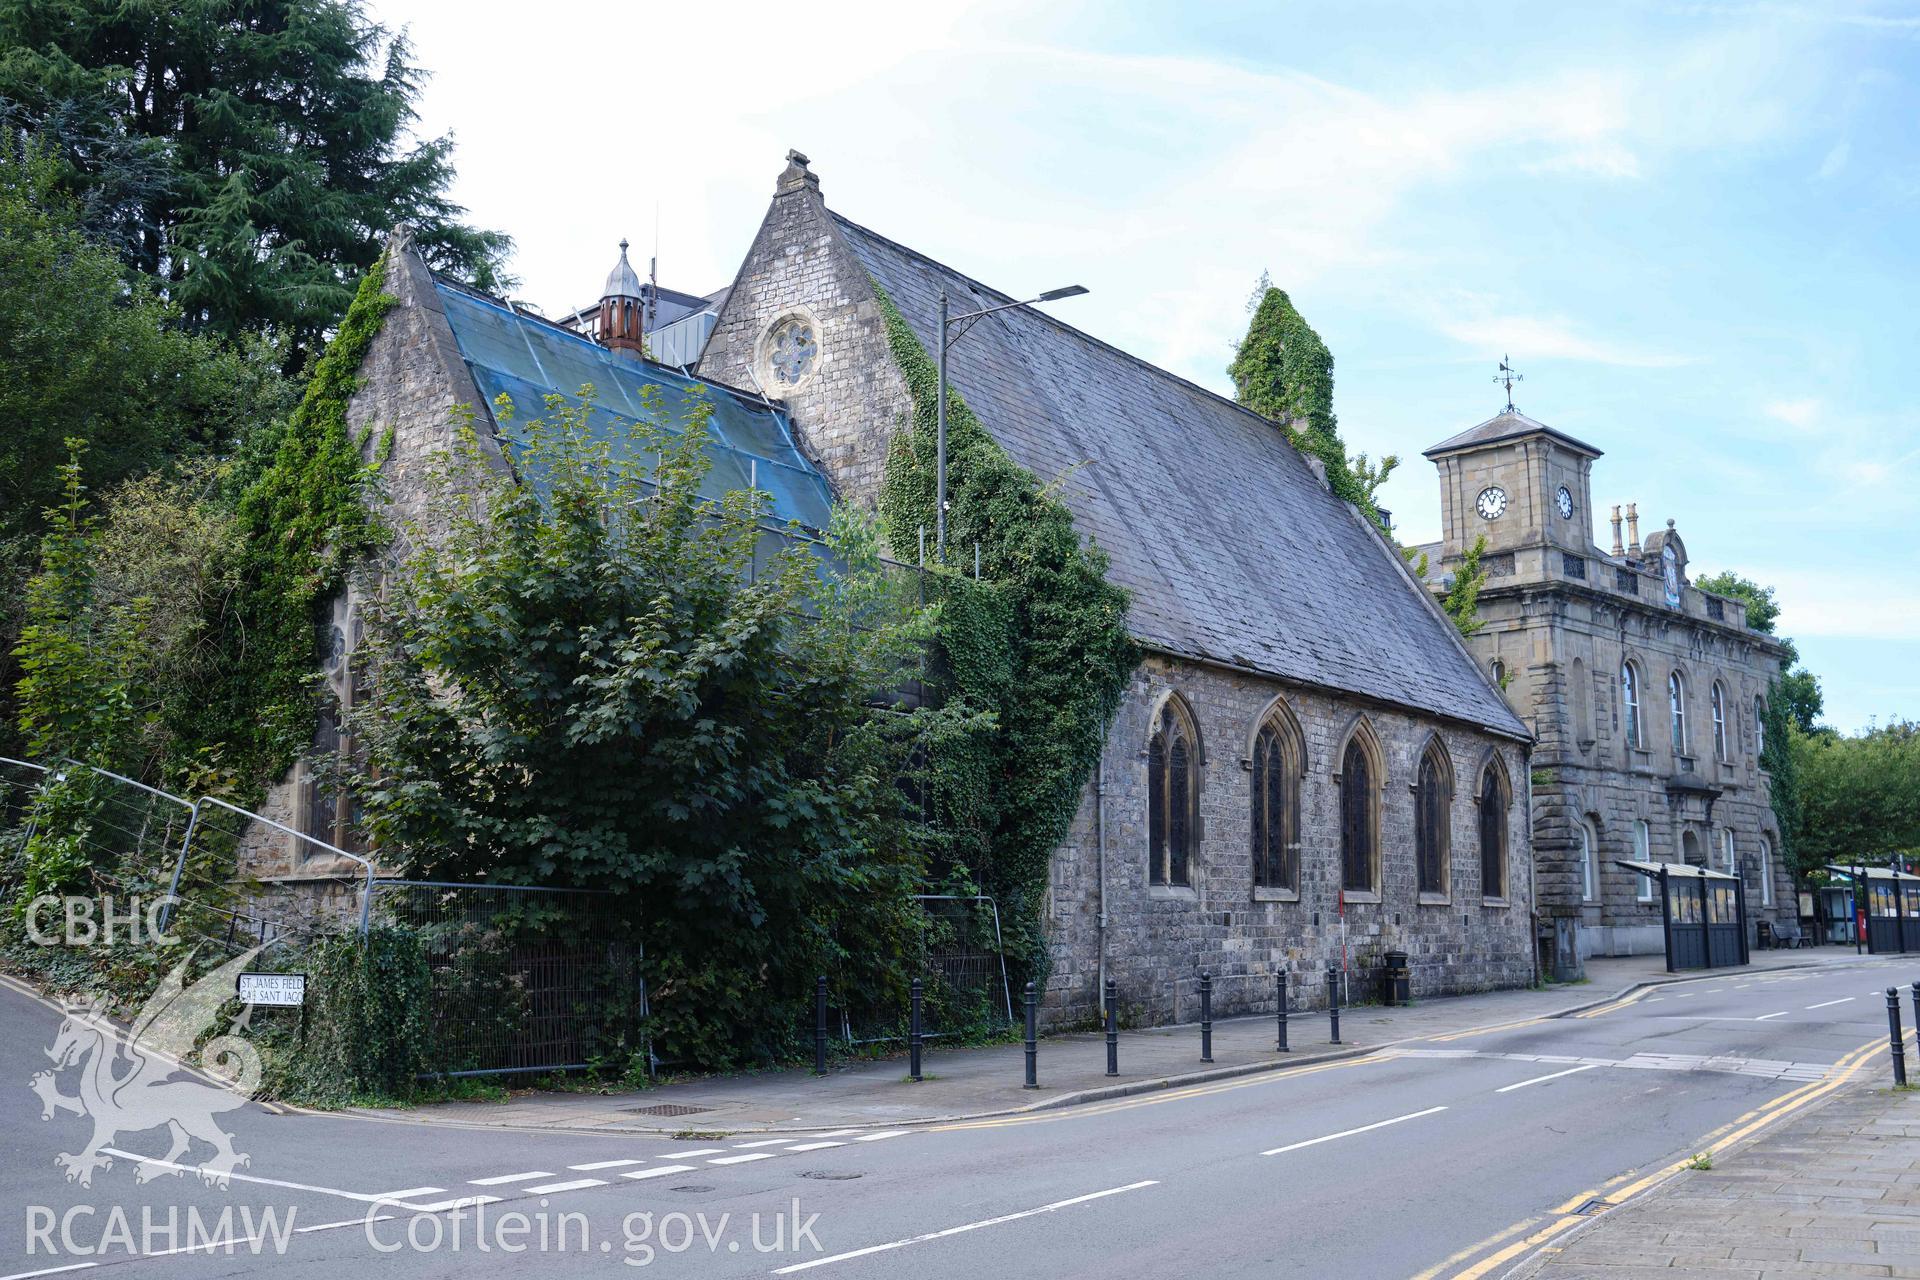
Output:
[
  {"xmin": 1415, "ymin": 406, "xmax": 1792, "ymax": 962},
  {"xmin": 697, "ymin": 153, "xmax": 1538, "ymax": 1023}
]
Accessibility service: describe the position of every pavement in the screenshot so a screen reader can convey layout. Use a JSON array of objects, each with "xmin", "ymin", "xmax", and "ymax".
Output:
[
  {"xmin": 1512, "ymin": 1079, "xmax": 1920, "ymax": 1279},
  {"xmin": 347, "ymin": 947, "xmax": 1857, "ymax": 1135},
  {"xmin": 4, "ymin": 948, "xmax": 1917, "ymax": 1278}
]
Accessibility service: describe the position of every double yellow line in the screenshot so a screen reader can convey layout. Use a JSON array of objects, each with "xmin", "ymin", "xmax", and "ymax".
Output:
[{"xmin": 1417, "ymin": 1028, "xmax": 1913, "ymax": 1280}]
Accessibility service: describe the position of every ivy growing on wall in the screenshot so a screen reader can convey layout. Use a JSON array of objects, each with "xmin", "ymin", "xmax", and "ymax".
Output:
[
  {"xmin": 187, "ymin": 256, "xmax": 397, "ymax": 788},
  {"xmin": 870, "ymin": 283, "xmax": 1137, "ymax": 972},
  {"xmin": 1229, "ymin": 279, "xmax": 1397, "ymax": 529}
]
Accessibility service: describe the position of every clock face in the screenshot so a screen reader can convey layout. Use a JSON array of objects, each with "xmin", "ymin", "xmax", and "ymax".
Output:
[
  {"xmin": 1475, "ymin": 486, "xmax": 1509, "ymax": 520},
  {"xmin": 1556, "ymin": 485, "xmax": 1574, "ymax": 519}
]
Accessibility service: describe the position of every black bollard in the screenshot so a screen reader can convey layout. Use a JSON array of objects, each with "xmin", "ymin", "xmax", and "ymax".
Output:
[
  {"xmin": 1276, "ymin": 970, "xmax": 1290, "ymax": 1052},
  {"xmin": 1911, "ymin": 982, "xmax": 1919, "ymax": 1052},
  {"xmin": 1023, "ymin": 981, "xmax": 1039, "ymax": 1089},
  {"xmin": 814, "ymin": 975, "xmax": 828, "ymax": 1076},
  {"xmin": 1327, "ymin": 965, "xmax": 1342, "ymax": 1045},
  {"xmin": 1199, "ymin": 971, "xmax": 1214, "ymax": 1063},
  {"xmin": 1889, "ymin": 987, "xmax": 1908, "ymax": 1088},
  {"xmin": 909, "ymin": 978, "xmax": 924, "ymax": 1082},
  {"xmin": 1104, "ymin": 978, "xmax": 1119, "ymax": 1077}
]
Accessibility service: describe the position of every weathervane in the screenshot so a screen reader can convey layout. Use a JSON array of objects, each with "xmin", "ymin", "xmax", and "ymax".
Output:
[{"xmin": 1494, "ymin": 354, "xmax": 1523, "ymax": 413}]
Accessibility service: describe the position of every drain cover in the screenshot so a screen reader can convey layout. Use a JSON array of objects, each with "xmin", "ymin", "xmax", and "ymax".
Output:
[
  {"xmin": 1572, "ymin": 1198, "xmax": 1607, "ymax": 1215},
  {"xmin": 799, "ymin": 1171, "xmax": 862, "ymax": 1181},
  {"xmin": 623, "ymin": 1103, "xmax": 713, "ymax": 1117},
  {"xmin": 668, "ymin": 1185, "xmax": 715, "ymax": 1194}
]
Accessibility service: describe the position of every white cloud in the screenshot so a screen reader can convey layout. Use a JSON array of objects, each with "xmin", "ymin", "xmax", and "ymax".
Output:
[
  {"xmin": 1434, "ymin": 308, "xmax": 1697, "ymax": 368},
  {"xmin": 1771, "ymin": 568, "xmax": 1920, "ymax": 640},
  {"xmin": 1763, "ymin": 397, "xmax": 1822, "ymax": 429},
  {"xmin": 1816, "ymin": 139, "xmax": 1851, "ymax": 178}
]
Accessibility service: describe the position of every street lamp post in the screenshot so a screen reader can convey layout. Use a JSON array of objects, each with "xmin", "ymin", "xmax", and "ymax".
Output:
[{"xmin": 935, "ymin": 284, "xmax": 1088, "ymax": 559}]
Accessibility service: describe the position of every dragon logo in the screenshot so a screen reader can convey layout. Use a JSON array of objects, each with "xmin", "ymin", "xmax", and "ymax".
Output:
[{"xmin": 31, "ymin": 947, "xmax": 264, "ymax": 1188}]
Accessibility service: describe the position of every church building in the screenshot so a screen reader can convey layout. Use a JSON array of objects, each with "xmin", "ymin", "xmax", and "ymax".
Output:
[
  {"xmin": 1416, "ymin": 396, "xmax": 1793, "ymax": 964},
  {"xmin": 697, "ymin": 153, "xmax": 1537, "ymax": 1022},
  {"xmin": 238, "ymin": 151, "xmax": 1544, "ymax": 1026}
]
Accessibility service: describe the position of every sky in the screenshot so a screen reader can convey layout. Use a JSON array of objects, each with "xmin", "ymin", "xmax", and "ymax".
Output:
[{"xmin": 366, "ymin": 0, "xmax": 1920, "ymax": 734}]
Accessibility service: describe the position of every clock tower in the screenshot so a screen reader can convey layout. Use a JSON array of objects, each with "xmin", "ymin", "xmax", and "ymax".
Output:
[{"xmin": 1423, "ymin": 406, "xmax": 1603, "ymax": 567}]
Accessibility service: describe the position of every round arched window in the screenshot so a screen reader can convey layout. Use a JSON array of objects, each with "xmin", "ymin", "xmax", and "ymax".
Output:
[{"xmin": 766, "ymin": 317, "xmax": 819, "ymax": 388}]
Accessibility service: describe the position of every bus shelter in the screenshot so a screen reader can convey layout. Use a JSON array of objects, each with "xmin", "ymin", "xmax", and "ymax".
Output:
[
  {"xmin": 1827, "ymin": 865, "xmax": 1920, "ymax": 954},
  {"xmin": 1614, "ymin": 860, "xmax": 1748, "ymax": 972}
]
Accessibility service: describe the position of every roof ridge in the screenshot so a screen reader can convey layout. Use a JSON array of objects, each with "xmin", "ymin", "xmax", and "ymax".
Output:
[{"xmin": 827, "ymin": 211, "xmax": 1294, "ymax": 438}]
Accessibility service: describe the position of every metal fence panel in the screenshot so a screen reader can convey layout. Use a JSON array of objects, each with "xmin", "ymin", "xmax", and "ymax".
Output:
[{"xmin": 368, "ymin": 880, "xmax": 645, "ymax": 1078}]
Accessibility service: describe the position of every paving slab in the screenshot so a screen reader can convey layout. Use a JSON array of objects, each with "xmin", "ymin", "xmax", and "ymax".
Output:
[{"xmin": 1517, "ymin": 1084, "xmax": 1920, "ymax": 1279}]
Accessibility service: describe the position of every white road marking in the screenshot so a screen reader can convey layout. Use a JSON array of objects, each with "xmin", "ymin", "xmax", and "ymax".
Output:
[
  {"xmin": 710, "ymin": 1152, "xmax": 776, "ymax": 1165},
  {"xmin": 732, "ymin": 1138, "xmax": 798, "ymax": 1148},
  {"xmin": 1755, "ymin": 1011, "xmax": 1787, "ymax": 1021},
  {"xmin": 658, "ymin": 1148, "xmax": 726, "ymax": 1158},
  {"xmin": 99, "ymin": 1148, "xmax": 442, "ymax": 1206},
  {"xmin": 1495, "ymin": 1064, "xmax": 1598, "ymax": 1093},
  {"xmin": 1807, "ymin": 997, "xmax": 1855, "ymax": 1010},
  {"xmin": 802, "ymin": 1129, "xmax": 863, "ymax": 1138},
  {"xmin": 1675, "ymin": 992, "xmax": 1694, "ymax": 998},
  {"xmin": 853, "ymin": 1130, "xmax": 911, "ymax": 1142},
  {"xmin": 785, "ymin": 1141, "xmax": 847, "ymax": 1152},
  {"xmin": 521, "ymin": 1178, "xmax": 607, "ymax": 1194},
  {"xmin": 771, "ymin": 1181, "xmax": 1159, "ymax": 1274},
  {"xmin": 1262, "ymin": 1107, "xmax": 1448, "ymax": 1156},
  {"xmin": 469, "ymin": 1170, "xmax": 555, "ymax": 1185},
  {"xmin": 1, "ymin": 1265, "xmax": 98, "ymax": 1279},
  {"xmin": 621, "ymin": 1164, "xmax": 697, "ymax": 1181},
  {"xmin": 402, "ymin": 1195, "xmax": 502, "ymax": 1213},
  {"xmin": 569, "ymin": 1158, "xmax": 647, "ymax": 1170}
]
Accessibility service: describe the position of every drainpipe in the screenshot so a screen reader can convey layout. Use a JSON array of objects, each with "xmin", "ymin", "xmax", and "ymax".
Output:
[{"xmin": 1096, "ymin": 743, "xmax": 1109, "ymax": 1019}]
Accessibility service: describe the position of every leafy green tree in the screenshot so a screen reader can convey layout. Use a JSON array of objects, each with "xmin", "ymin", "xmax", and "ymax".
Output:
[
  {"xmin": 1792, "ymin": 721, "xmax": 1920, "ymax": 873},
  {"xmin": 0, "ymin": 0, "xmax": 511, "ymax": 360},
  {"xmin": 1229, "ymin": 276, "xmax": 1397, "ymax": 526},
  {"xmin": 340, "ymin": 389, "xmax": 951, "ymax": 1068},
  {"xmin": 0, "ymin": 139, "xmax": 286, "ymax": 756},
  {"xmin": 1441, "ymin": 535, "xmax": 1491, "ymax": 638},
  {"xmin": 1695, "ymin": 570, "xmax": 1824, "ymax": 732}
]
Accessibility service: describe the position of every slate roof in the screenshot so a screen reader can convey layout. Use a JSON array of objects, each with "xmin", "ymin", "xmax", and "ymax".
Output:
[
  {"xmin": 1424, "ymin": 409, "xmax": 1602, "ymax": 460},
  {"xmin": 832, "ymin": 215, "xmax": 1529, "ymax": 740}
]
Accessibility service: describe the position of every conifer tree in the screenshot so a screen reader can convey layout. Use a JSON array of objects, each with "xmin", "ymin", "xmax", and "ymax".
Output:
[{"xmin": 0, "ymin": 0, "xmax": 510, "ymax": 364}]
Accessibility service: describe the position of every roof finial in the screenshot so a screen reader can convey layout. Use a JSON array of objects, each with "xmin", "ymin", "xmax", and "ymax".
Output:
[
  {"xmin": 1493, "ymin": 354, "xmax": 1523, "ymax": 414},
  {"xmin": 776, "ymin": 148, "xmax": 820, "ymax": 196},
  {"xmin": 602, "ymin": 238, "xmax": 643, "ymax": 301}
]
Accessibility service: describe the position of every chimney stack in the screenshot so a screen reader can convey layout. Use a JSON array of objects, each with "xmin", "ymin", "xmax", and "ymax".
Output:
[
  {"xmin": 1609, "ymin": 504, "xmax": 1624, "ymax": 557},
  {"xmin": 1625, "ymin": 502, "xmax": 1641, "ymax": 556}
]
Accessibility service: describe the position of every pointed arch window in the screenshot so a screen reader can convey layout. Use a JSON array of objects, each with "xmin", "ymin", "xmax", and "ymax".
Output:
[
  {"xmin": 1580, "ymin": 819, "xmax": 1600, "ymax": 902},
  {"xmin": 1251, "ymin": 711, "xmax": 1301, "ymax": 893},
  {"xmin": 1414, "ymin": 741, "xmax": 1451, "ymax": 897},
  {"xmin": 1479, "ymin": 760, "xmax": 1510, "ymax": 900},
  {"xmin": 1148, "ymin": 699, "xmax": 1197, "ymax": 887},
  {"xmin": 1669, "ymin": 670, "xmax": 1688, "ymax": 755},
  {"xmin": 1711, "ymin": 682, "xmax": 1729, "ymax": 761},
  {"xmin": 1340, "ymin": 735, "xmax": 1378, "ymax": 894},
  {"xmin": 1622, "ymin": 660, "xmax": 1643, "ymax": 748},
  {"xmin": 1755, "ymin": 697, "xmax": 1768, "ymax": 758}
]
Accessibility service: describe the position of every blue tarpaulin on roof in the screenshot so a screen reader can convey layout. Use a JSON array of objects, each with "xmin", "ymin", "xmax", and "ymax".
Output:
[{"xmin": 433, "ymin": 281, "xmax": 836, "ymax": 533}]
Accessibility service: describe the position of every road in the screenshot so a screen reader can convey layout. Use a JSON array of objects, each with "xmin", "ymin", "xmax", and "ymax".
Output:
[{"xmin": 3, "ymin": 957, "xmax": 1914, "ymax": 1280}]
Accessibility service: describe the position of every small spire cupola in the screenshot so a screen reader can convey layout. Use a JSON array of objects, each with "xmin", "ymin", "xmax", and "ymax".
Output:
[{"xmin": 597, "ymin": 238, "xmax": 648, "ymax": 356}]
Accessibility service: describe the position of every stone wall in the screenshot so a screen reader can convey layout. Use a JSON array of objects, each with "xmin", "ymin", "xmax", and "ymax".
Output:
[
  {"xmin": 1472, "ymin": 576, "xmax": 1792, "ymax": 956},
  {"xmin": 1043, "ymin": 654, "xmax": 1536, "ymax": 1027},
  {"xmin": 237, "ymin": 231, "xmax": 490, "ymax": 892},
  {"xmin": 697, "ymin": 156, "xmax": 911, "ymax": 509}
]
